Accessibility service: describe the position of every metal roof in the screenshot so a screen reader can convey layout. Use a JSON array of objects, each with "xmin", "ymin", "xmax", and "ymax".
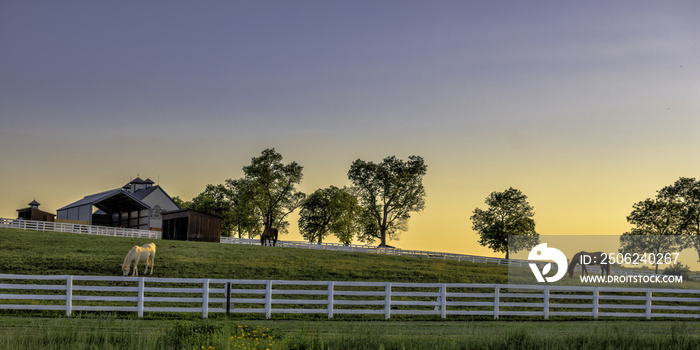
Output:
[
  {"xmin": 57, "ymin": 189, "xmax": 149, "ymax": 213},
  {"xmin": 130, "ymin": 185, "xmax": 159, "ymax": 200}
]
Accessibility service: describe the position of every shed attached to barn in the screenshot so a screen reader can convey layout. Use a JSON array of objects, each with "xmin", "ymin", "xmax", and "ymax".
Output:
[{"xmin": 161, "ymin": 209, "xmax": 221, "ymax": 243}]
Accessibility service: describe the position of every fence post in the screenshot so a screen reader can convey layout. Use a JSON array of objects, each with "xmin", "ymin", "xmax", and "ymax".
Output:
[
  {"xmin": 265, "ymin": 280, "xmax": 273, "ymax": 319},
  {"xmin": 327, "ymin": 281, "xmax": 334, "ymax": 319},
  {"xmin": 137, "ymin": 278, "xmax": 145, "ymax": 318},
  {"xmin": 645, "ymin": 290, "xmax": 652, "ymax": 320},
  {"xmin": 226, "ymin": 282, "xmax": 232, "ymax": 316},
  {"xmin": 65, "ymin": 275, "xmax": 73, "ymax": 317},
  {"xmin": 543, "ymin": 286, "xmax": 550, "ymax": 320},
  {"xmin": 385, "ymin": 282, "xmax": 392, "ymax": 320},
  {"xmin": 440, "ymin": 284, "xmax": 447, "ymax": 319},
  {"xmin": 592, "ymin": 287, "xmax": 599, "ymax": 319},
  {"xmin": 493, "ymin": 284, "xmax": 500, "ymax": 320},
  {"xmin": 202, "ymin": 279, "xmax": 210, "ymax": 319}
]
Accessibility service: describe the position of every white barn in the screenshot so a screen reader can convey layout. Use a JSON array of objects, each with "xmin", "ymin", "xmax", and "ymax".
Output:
[{"xmin": 56, "ymin": 177, "xmax": 180, "ymax": 231}]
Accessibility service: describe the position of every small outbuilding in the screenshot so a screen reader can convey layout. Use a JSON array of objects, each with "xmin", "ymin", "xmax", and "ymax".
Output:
[
  {"xmin": 161, "ymin": 209, "xmax": 221, "ymax": 243},
  {"xmin": 16, "ymin": 200, "xmax": 55, "ymax": 222}
]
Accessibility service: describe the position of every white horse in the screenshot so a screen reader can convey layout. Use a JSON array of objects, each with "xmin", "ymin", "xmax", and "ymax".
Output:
[{"xmin": 122, "ymin": 243, "xmax": 156, "ymax": 276}]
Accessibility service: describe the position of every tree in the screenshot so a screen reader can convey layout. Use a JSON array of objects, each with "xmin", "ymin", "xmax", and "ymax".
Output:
[
  {"xmin": 172, "ymin": 196, "xmax": 191, "ymax": 209},
  {"xmin": 298, "ymin": 186, "xmax": 360, "ymax": 244},
  {"xmin": 347, "ymin": 155, "xmax": 427, "ymax": 247},
  {"xmin": 225, "ymin": 178, "xmax": 262, "ymax": 239},
  {"xmin": 189, "ymin": 184, "xmax": 234, "ymax": 236},
  {"xmin": 471, "ymin": 187, "xmax": 538, "ymax": 259},
  {"xmin": 657, "ymin": 177, "xmax": 700, "ymax": 262},
  {"xmin": 234, "ymin": 148, "xmax": 305, "ymax": 234},
  {"xmin": 619, "ymin": 198, "xmax": 685, "ymax": 273}
]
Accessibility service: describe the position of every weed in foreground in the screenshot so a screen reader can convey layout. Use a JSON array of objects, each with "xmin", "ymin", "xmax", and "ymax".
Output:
[{"xmin": 155, "ymin": 320, "xmax": 283, "ymax": 350}]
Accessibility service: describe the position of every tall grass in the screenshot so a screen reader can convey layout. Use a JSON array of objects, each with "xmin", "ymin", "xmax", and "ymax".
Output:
[
  {"xmin": 1, "ymin": 317, "xmax": 698, "ymax": 350},
  {"xmin": 286, "ymin": 328, "xmax": 697, "ymax": 350},
  {"xmin": 280, "ymin": 320, "xmax": 700, "ymax": 350},
  {"xmin": 0, "ymin": 317, "xmax": 158, "ymax": 350}
]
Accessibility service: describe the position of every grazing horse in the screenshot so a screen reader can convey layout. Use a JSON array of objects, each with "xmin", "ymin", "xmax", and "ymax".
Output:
[
  {"xmin": 567, "ymin": 251, "xmax": 610, "ymax": 278},
  {"xmin": 260, "ymin": 227, "xmax": 278, "ymax": 246},
  {"xmin": 122, "ymin": 243, "xmax": 156, "ymax": 276}
]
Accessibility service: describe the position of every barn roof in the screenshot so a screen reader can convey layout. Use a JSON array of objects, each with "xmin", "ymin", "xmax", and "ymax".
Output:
[
  {"xmin": 130, "ymin": 185, "xmax": 159, "ymax": 200},
  {"xmin": 161, "ymin": 208, "xmax": 223, "ymax": 220},
  {"xmin": 57, "ymin": 189, "xmax": 149, "ymax": 214},
  {"xmin": 129, "ymin": 177, "xmax": 146, "ymax": 184},
  {"xmin": 124, "ymin": 177, "xmax": 154, "ymax": 186}
]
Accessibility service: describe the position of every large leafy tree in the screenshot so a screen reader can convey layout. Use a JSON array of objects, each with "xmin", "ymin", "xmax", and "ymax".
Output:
[
  {"xmin": 657, "ymin": 177, "xmax": 700, "ymax": 262},
  {"xmin": 347, "ymin": 155, "xmax": 427, "ymax": 247},
  {"xmin": 234, "ymin": 148, "xmax": 305, "ymax": 234},
  {"xmin": 471, "ymin": 187, "xmax": 538, "ymax": 259},
  {"xmin": 189, "ymin": 184, "xmax": 234, "ymax": 236},
  {"xmin": 225, "ymin": 178, "xmax": 262, "ymax": 239},
  {"xmin": 298, "ymin": 186, "xmax": 360, "ymax": 244},
  {"xmin": 171, "ymin": 196, "xmax": 190, "ymax": 209},
  {"xmin": 619, "ymin": 198, "xmax": 685, "ymax": 273}
]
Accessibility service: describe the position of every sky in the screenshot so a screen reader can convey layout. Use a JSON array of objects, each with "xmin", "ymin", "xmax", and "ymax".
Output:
[{"xmin": 1, "ymin": 1, "xmax": 699, "ymax": 262}]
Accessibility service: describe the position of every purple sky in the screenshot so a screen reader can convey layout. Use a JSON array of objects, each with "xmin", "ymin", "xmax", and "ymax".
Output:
[{"xmin": 2, "ymin": 1, "xmax": 699, "ymax": 257}]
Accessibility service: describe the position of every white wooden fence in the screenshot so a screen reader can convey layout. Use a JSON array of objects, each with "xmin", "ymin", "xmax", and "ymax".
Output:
[
  {"xmin": 0, "ymin": 218, "xmax": 160, "ymax": 239},
  {"xmin": 3, "ymin": 218, "xmax": 698, "ymax": 280},
  {"xmin": 2, "ymin": 218, "xmax": 512, "ymax": 264},
  {"xmin": 221, "ymin": 236, "xmax": 509, "ymax": 263},
  {"xmin": 220, "ymin": 237, "xmax": 676, "ymax": 278},
  {"xmin": 1, "ymin": 274, "xmax": 699, "ymax": 320}
]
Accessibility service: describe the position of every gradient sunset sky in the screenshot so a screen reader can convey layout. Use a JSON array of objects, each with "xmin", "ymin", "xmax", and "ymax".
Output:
[{"xmin": 2, "ymin": 1, "xmax": 699, "ymax": 259}]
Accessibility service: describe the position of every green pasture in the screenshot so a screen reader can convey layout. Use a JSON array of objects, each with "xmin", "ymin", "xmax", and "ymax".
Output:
[
  {"xmin": 0, "ymin": 227, "xmax": 507, "ymax": 283},
  {"xmin": 4, "ymin": 227, "xmax": 699, "ymax": 289}
]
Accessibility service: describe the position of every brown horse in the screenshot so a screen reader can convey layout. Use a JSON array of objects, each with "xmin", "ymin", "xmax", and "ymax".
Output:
[
  {"xmin": 260, "ymin": 227, "xmax": 278, "ymax": 246},
  {"xmin": 567, "ymin": 251, "xmax": 610, "ymax": 278}
]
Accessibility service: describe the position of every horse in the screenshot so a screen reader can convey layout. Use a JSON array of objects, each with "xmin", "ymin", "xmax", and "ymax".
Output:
[
  {"xmin": 260, "ymin": 227, "xmax": 278, "ymax": 246},
  {"xmin": 567, "ymin": 251, "xmax": 610, "ymax": 278},
  {"xmin": 122, "ymin": 243, "xmax": 156, "ymax": 276}
]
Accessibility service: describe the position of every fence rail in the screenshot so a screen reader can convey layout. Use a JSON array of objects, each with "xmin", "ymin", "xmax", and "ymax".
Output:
[
  {"xmin": 218, "ymin": 237, "xmax": 675, "ymax": 278},
  {"xmin": 0, "ymin": 218, "xmax": 160, "ymax": 239},
  {"xmin": 1, "ymin": 274, "xmax": 699, "ymax": 320},
  {"xmin": 3, "ymin": 218, "xmax": 698, "ymax": 280}
]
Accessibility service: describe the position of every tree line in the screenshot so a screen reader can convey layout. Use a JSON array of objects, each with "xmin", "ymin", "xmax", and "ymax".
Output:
[
  {"xmin": 175, "ymin": 148, "xmax": 699, "ymax": 266},
  {"xmin": 619, "ymin": 178, "xmax": 700, "ymax": 274},
  {"xmin": 173, "ymin": 148, "xmax": 427, "ymax": 247},
  {"xmin": 470, "ymin": 178, "xmax": 700, "ymax": 273}
]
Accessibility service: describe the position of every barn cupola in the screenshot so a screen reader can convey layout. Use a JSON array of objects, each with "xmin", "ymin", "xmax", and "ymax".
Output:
[
  {"xmin": 28, "ymin": 199, "xmax": 40, "ymax": 209},
  {"xmin": 124, "ymin": 176, "xmax": 155, "ymax": 193}
]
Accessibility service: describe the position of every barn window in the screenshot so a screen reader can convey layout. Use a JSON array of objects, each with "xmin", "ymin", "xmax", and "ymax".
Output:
[{"xmin": 151, "ymin": 205, "xmax": 161, "ymax": 219}]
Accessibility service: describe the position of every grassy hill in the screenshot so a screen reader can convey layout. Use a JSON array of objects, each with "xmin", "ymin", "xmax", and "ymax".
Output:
[{"xmin": 0, "ymin": 228, "xmax": 508, "ymax": 284}]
